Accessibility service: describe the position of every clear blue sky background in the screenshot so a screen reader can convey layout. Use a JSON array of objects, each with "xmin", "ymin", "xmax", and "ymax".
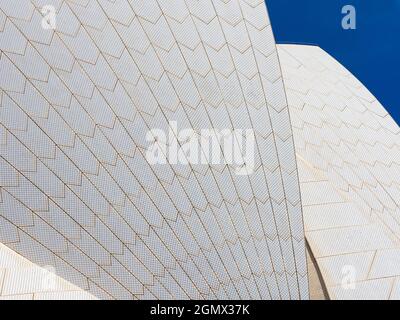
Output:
[{"xmin": 266, "ymin": 0, "xmax": 400, "ymax": 125}]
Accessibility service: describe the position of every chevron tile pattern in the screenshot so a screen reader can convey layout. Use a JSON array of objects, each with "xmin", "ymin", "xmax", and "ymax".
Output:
[
  {"xmin": 0, "ymin": 1, "xmax": 308, "ymax": 299},
  {"xmin": 278, "ymin": 44, "xmax": 400, "ymax": 300}
]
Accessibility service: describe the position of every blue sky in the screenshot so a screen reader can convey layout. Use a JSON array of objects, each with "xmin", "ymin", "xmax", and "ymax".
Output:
[{"xmin": 266, "ymin": 0, "xmax": 400, "ymax": 124}]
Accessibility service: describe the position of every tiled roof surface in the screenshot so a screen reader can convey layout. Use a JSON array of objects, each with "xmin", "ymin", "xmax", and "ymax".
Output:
[
  {"xmin": 278, "ymin": 44, "xmax": 400, "ymax": 300},
  {"xmin": 0, "ymin": 0, "xmax": 307, "ymax": 300}
]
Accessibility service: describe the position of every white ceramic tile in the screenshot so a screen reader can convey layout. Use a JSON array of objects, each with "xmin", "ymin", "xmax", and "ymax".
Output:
[
  {"xmin": 280, "ymin": 44, "xmax": 400, "ymax": 300},
  {"xmin": 369, "ymin": 249, "xmax": 400, "ymax": 279},
  {"xmin": 303, "ymin": 202, "xmax": 370, "ymax": 231},
  {"xmin": 301, "ymin": 181, "xmax": 344, "ymax": 206},
  {"xmin": 329, "ymin": 278, "xmax": 394, "ymax": 300},
  {"xmin": 0, "ymin": 0, "xmax": 308, "ymax": 300},
  {"xmin": 317, "ymin": 251, "xmax": 375, "ymax": 287},
  {"xmin": 389, "ymin": 278, "xmax": 400, "ymax": 300},
  {"xmin": 0, "ymin": 294, "xmax": 34, "ymax": 300},
  {"xmin": 307, "ymin": 224, "xmax": 397, "ymax": 258}
]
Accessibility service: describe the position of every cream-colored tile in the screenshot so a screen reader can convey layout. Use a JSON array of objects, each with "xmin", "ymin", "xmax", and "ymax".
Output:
[
  {"xmin": 0, "ymin": 244, "xmax": 32, "ymax": 269},
  {"xmin": 369, "ymin": 248, "xmax": 400, "ymax": 279},
  {"xmin": 296, "ymin": 159, "xmax": 326, "ymax": 183},
  {"xmin": 1, "ymin": 266, "xmax": 79, "ymax": 296},
  {"xmin": 0, "ymin": 269, "xmax": 5, "ymax": 294},
  {"xmin": 317, "ymin": 251, "xmax": 375, "ymax": 287},
  {"xmin": 389, "ymin": 278, "xmax": 400, "ymax": 300},
  {"xmin": 0, "ymin": 294, "xmax": 33, "ymax": 300},
  {"xmin": 301, "ymin": 181, "xmax": 344, "ymax": 206},
  {"xmin": 329, "ymin": 278, "xmax": 394, "ymax": 300},
  {"xmin": 303, "ymin": 202, "xmax": 370, "ymax": 231},
  {"xmin": 307, "ymin": 224, "xmax": 396, "ymax": 258}
]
